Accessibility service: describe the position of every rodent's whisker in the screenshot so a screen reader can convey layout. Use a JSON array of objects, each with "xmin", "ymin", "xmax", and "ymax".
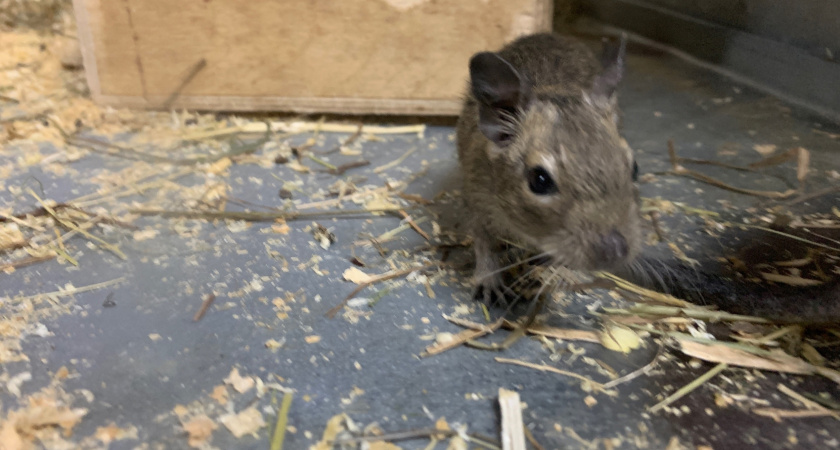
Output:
[
  {"xmin": 499, "ymin": 279, "xmax": 542, "ymax": 318},
  {"xmin": 528, "ymin": 276, "xmax": 551, "ymax": 311},
  {"xmin": 481, "ymin": 251, "xmax": 553, "ymax": 279},
  {"xmin": 629, "ymin": 258, "xmax": 655, "ymax": 292}
]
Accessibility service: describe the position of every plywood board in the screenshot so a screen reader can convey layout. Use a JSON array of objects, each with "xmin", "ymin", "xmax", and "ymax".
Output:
[{"xmin": 73, "ymin": 0, "xmax": 553, "ymax": 115}]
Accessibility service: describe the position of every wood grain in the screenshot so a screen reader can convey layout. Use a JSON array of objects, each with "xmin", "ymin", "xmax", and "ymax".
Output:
[{"xmin": 73, "ymin": 0, "xmax": 553, "ymax": 114}]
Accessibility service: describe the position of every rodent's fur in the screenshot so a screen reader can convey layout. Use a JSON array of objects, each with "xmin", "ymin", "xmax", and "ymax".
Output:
[
  {"xmin": 456, "ymin": 32, "xmax": 840, "ymax": 325},
  {"xmin": 628, "ymin": 256, "xmax": 840, "ymax": 325},
  {"xmin": 456, "ymin": 33, "xmax": 641, "ymax": 302}
]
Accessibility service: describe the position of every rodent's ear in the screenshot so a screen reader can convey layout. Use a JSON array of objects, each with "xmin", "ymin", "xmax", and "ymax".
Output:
[
  {"xmin": 469, "ymin": 52, "xmax": 527, "ymax": 146},
  {"xmin": 591, "ymin": 33, "xmax": 627, "ymax": 100}
]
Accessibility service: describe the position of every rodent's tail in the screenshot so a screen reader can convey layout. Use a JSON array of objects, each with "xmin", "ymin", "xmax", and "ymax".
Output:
[{"xmin": 618, "ymin": 259, "xmax": 840, "ymax": 326}]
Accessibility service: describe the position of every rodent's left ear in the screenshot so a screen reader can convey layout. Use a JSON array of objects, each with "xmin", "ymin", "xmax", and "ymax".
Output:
[
  {"xmin": 469, "ymin": 52, "xmax": 524, "ymax": 110},
  {"xmin": 591, "ymin": 33, "xmax": 627, "ymax": 100},
  {"xmin": 469, "ymin": 52, "xmax": 529, "ymax": 146}
]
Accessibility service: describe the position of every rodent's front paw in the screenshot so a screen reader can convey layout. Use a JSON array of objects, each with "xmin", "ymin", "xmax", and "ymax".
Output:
[
  {"xmin": 474, "ymin": 283, "xmax": 504, "ymax": 307},
  {"xmin": 473, "ymin": 278, "xmax": 515, "ymax": 307}
]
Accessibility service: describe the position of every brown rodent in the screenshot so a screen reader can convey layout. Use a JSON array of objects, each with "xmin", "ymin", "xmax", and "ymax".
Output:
[
  {"xmin": 454, "ymin": 33, "xmax": 840, "ymax": 325},
  {"xmin": 456, "ymin": 32, "xmax": 642, "ymax": 303}
]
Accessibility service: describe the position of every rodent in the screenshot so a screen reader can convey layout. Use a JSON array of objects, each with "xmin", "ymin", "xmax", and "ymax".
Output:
[
  {"xmin": 456, "ymin": 32, "xmax": 642, "ymax": 304},
  {"xmin": 455, "ymin": 33, "xmax": 840, "ymax": 325}
]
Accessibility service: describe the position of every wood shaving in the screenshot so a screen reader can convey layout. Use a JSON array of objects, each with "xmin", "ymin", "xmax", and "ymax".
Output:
[
  {"xmin": 265, "ymin": 339, "xmax": 284, "ymax": 350},
  {"xmin": 0, "ymin": 388, "xmax": 87, "ymax": 450},
  {"xmin": 220, "ymin": 407, "xmax": 266, "ymax": 438},
  {"xmin": 752, "ymin": 144, "xmax": 777, "ymax": 156},
  {"xmin": 183, "ymin": 415, "xmax": 217, "ymax": 447},
  {"xmin": 343, "ymin": 267, "xmax": 372, "ymax": 284},
  {"xmin": 499, "ymin": 388, "xmax": 527, "ymax": 450},
  {"xmin": 132, "ymin": 229, "xmax": 159, "ymax": 241},
  {"xmin": 209, "ymin": 385, "xmax": 229, "ymax": 405},
  {"xmin": 600, "ymin": 324, "xmax": 642, "ymax": 353},
  {"xmin": 94, "ymin": 423, "xmax": 138, "ymax": 444},
  {"xmin": 311, "ymin": 413, "xmax": 350, "ymax": 450},
  {"xmin": 677, "ymin": 338, "xmax": 815, "ymax": 376},
  {"xmin": 224, "ymin": 368, "xmax": 255, "ymax": 394}
]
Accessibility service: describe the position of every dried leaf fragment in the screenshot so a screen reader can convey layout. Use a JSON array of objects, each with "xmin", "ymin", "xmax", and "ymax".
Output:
[
  {"xmin": 206, "ymin": 157, "xmax": 232, "ymax": 175},
  {"xmin": 434, "ymin": 417, "xmax": 451, "ymax": 439},
  {"xmin": 311, "ymin": 413, "xmax": 349, "ymax": 450},
  {"xmin": 364, "ymin": 196, "xmax": 400, "ymax": 214},
  {"xmin": 220, "ymin": 407, "xmax": 265, "ymax": 438},
  {"xmin": 95, "ymin": 423, "xmax": 137, "ymax": 444},
  {"xmin": 265, "ymin": 339, "xmax": 284, "ymax": 350},
  {"xmin": 752, "ymin": 144, "xmax": 777, "ymax": 156},
  {"xmin": 677, "ymin": 338, "xmax": 813, "ymax": 375},
  {"xmin": 600, "ymin": 325, "xmax": 642, "ymax": 353},
  {"xmin": 183, "ymin": 415, "xmax": 217, "ymax": 447},
  {"xmin": 210, "ymin": 385, "xmax": 229, "ymax": 405},
  {"xmin": 6, "ymin": 372, "xmax": 31, "ymax": 398},
  {"xmin": 132, "ymin": 229, "xmax": 159, "ymax": 241},
  {"xmin": 224, "ymin": 368, "xmax": 255, "ymax": 393},
  {"xmin": 0, "ymin": 397, "xmax": 87, "ymax": 450},
  {"xmin": 271, "ymin": 219, "xmax": 290, "ymax": 234},
  {"xmin": 286, "ymin": 161, "xmax": 311, "ymax": 173},
  {"xmin": 342, "ymin": 267, "xmax": 372, "ymax": 284},
  {"xmin": 54, "ymin": 366, "xmax": 69, "ymax": 380}
]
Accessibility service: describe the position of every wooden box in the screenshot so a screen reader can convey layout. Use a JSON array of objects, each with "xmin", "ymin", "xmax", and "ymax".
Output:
[{"xmin": 72, "ymin": 0, "xmax": 552, "ymax": 115}]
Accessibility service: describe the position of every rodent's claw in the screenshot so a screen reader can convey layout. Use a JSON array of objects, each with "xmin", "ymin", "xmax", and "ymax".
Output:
[{"xmin": 474, "ymin": 283, "xmax": 516, "ymax": 308}]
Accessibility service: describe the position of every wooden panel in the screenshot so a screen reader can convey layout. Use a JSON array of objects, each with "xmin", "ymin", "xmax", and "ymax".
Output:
[{"xmin": 73, "ymin": 0, "xmax": 553, "ymax": 115}]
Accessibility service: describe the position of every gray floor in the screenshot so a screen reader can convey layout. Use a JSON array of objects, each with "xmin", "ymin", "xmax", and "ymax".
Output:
[{"xmin": 2, "ymin": 31, "xmax": 840, "ymax": 449}]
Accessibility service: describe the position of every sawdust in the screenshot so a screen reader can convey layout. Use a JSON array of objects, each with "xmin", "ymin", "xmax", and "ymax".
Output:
[
  {"xmin": 223, "ymin": 368, "xmax": 255, "ymax": 394},
  {"xmin": 209, "ymin": 385, "xmax": 229, "ymax": 406},
  {"xmin": 219, "ymin": 407, "xmax": 266, "ymax": 438},
  {"xmin": 0, "ymin": 386, "xmax": 87, "ymax": 450},
  {"xmin": 93, "ymin": 423, "xmax": 138, "ymax": 444},
  {"xmin": 343, "ymin": 266, "xmax": 373, "ymax": 284},
  {"xmin": 182, "ymin": 415, "xmax": 217, "ymax": 448}
]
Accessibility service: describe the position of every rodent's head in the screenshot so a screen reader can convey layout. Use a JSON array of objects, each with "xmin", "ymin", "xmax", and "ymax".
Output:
[{"xmin": 468, "ymin": 37, "xmax": 641, "ymax": 271}]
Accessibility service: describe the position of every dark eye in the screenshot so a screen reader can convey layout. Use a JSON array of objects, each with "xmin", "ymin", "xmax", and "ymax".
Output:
[
  {"xmin": 527, "ymin": 166, "xmax": 557, "ymax": 195},
  {"xmin": 632, "ymin": 161, "xmax": 639, "ymax": 182}
]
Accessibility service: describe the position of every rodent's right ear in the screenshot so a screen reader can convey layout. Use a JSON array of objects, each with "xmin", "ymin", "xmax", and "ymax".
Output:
[
  {"xmin": 591, "ymin": 33, "xmax": 627, "ymax": 100},
  {"xmin": 469, "ymin": 52, "xmax": 527, "ymax": 146}
]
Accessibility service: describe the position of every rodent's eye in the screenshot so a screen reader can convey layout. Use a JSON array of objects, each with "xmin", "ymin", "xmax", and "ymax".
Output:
[
  {"xmin": 632, "ymin": 161, "xmax": 639, "ymax": 182},
  {"xmin": 527, "ymin": 166, "xmax": 558, "ymax": 195}
]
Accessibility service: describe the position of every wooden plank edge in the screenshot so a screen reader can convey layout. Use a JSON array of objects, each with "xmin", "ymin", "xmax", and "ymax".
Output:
[
  {"xmin": 91, "ymin": 94, "xmax": 464, "ymax": 116},
  {"xmin": 72, "ymin": 0, "xmax": 102, "ymax": 99},
  {"xmin": 76, "ymin": 0, "xmax": 553, "ymax": 116},
  {"xmin": 534, "ymin": 0, "xmax": 555, "ymax": 32}
]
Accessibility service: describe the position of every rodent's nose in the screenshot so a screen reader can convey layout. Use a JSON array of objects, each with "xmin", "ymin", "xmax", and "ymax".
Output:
[{"xmin": 597, "ymin": 230, "xmax": 628, "ymax": 265}]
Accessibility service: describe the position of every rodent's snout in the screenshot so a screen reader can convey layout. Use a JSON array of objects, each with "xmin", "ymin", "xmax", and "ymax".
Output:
[{"xmin": 595, "ymin": 229, "xmax": 629, "ymax": 267}]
